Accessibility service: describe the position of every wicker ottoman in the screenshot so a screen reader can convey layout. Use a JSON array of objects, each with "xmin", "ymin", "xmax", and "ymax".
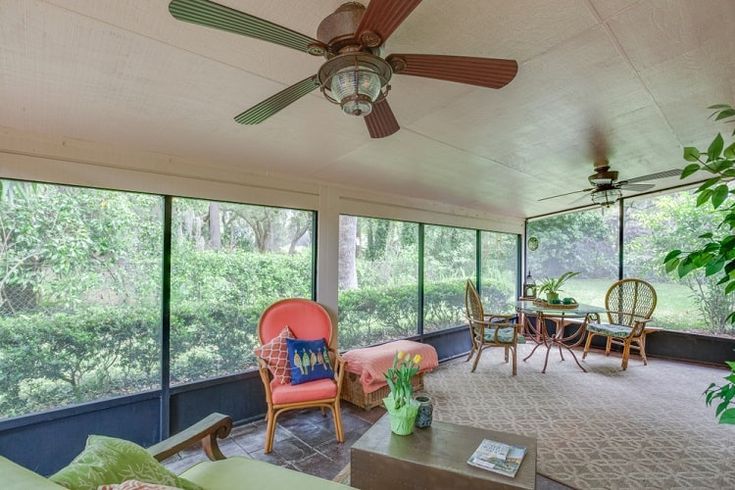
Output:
[{"xmin": 342, "ymin": 371, "xmax": 425, "ymax": 410}]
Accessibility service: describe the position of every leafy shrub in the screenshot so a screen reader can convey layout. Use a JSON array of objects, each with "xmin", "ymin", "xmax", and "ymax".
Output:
[{"xmin": 339, "ymin": 278, "xmax": 513, "ymax": 349}]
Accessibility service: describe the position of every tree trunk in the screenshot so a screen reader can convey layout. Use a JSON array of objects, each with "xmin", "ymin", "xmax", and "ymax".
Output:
[
  {"xmin": 208, "ymin": 203, "xmax": 221, "ymax": 250},
  {"xmin": 289, "ymin": 222, "xmax": 310, "ymax": 254},
  {"xmin": 339, "ymin": 215, "xmax": 358, "ymax": 290}
]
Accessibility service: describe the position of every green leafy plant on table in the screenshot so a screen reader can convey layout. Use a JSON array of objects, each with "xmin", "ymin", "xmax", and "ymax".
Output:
[
  {"xmin": 662, "ymin": 104, "xmax": 735, "ymax": 424},
  {"xmin": 537, "ymin": 272, "xmax": 579, "ymax": 302},
  {"xmin": 383, "ymin": 351, "xmax": 422, "ymax": 435}
]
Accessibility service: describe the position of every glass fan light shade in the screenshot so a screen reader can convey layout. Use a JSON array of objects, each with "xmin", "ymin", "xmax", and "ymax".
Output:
[
  {"xmin": 318, "ymin": 53, "xmax": 393, "ymax": 118},
  {"xmin": 591, "ymin": 187, "xmax": 622, "ymax": 207},
  {"xmin": 330, "ymin": 67, "xmax": 382, "ymax": 116}
]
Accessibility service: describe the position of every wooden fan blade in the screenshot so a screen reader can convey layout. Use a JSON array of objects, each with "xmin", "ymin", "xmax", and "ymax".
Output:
[
  {"xmin": 387, "ymin": 54, "xmax": 518, "ymax": 89},
  {"xmin": 538, "ymin": 188, "xmax": 593, "ymax": 202},
  {"xmin": 356, "ymin": 0, "xmax": 422, "ymax": 46},
  {"xmin": 365, "ymin": 99, "xmax": 400, "ymax": 138},
  {"xmin": 620, "ymin": 168, "xmax": 681, "ymax": 184},
  {"xmin": 234, "ymin": 76, "xmax": 319, "ymax": 125},
  {"xmin": 169, "ymin": 0, "xmax": 320, "ymax": 53},
  {"xmin": 618, "ymin": 183, "xmax": 654, "ymax": 192}
]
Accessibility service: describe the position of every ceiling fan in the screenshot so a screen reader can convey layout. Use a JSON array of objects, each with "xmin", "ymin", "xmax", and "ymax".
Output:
[
  {"xmin": 168, "ymin": 0, "xmax": 518, "ymax": 138},
  {"xmin": 539, "ymin": 128, "xmax": 680, "ymax": 207}
]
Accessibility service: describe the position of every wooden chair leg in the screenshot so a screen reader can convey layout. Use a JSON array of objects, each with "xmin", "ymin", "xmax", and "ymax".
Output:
[
  {"xmin": 639, "ymin": 335, "xmax": 648, "ymax": 366},
  {"xmin": 622, "ymin": 340, "xmax": 631, "ymax": 370},
  {"xmin": 321, "ymin": 407, "xmax": 326, "ymax": 417},
  {"xmin": 605, "ymin": 337, "xmax": 612, "ymax": 356},
  {"xmin": 331, "ymin": 402, "xmax": 345, "ymax": 442},
  {"xmin": 471, "ymin": 346, "xmax": 484, "ymax": 373},
  {"xmin": 465, "ymin": 345, "xmax": 475, "ymax": 362},
  {"xmin": 511, "ymin": 345, "xmax": 517, "ymax": 376},
  {"xmin": 583, "ymin": 332, "xmax": 594, "ymax": 359},
  {"xmin": 264, "ymin": 408, "xmax": 276, "ymax": 454},
  {"xmin": 504, "ymin": 346, "xmax": 509, "ymax": 363}
]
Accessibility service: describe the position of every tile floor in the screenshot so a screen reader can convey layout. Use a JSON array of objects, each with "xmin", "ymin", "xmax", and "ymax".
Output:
[{"xmin": 163, "ymin": 402, "xmax": 571, "ymax": 489}]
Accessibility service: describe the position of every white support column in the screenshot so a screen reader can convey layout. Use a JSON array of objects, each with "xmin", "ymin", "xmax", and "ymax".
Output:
[{"xmin": 316, "ymin": 185, "xmax": 340, "ymax": 344}]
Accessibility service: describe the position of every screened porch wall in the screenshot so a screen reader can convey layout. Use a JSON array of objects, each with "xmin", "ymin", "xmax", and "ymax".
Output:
[{"xmin": 0, "ymin": 131, "xmax": 523, "ymax": 475}]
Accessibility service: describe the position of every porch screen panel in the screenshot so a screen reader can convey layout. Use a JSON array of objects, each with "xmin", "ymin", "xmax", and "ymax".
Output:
[
  {"xmin": 338, "ymin": 216, "xmax": 419, "ymax": 349},
  {"xmin": 623, "ymin": 190, "xmax": 732, "ymax": 335},
  {"xmin": 0, "ymin": 179, "xmax": 163, "ymax": 420},
  {"xmin": 481, "ymin": 231, "xmax": 519, "ymax": 314},
  {"xmin": 526, "ymin": 207, "xmax": 619, "ymax": 307},
  {"xmin": 170, "ymin": 198, "xmax": 314, "ymax": 385},
  {"xmin": 423, "ymin": 225, "xmax": 476, "ymax": 333}
]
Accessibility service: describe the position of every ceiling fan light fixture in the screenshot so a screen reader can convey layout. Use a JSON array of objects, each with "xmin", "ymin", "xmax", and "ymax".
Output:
[
  {"xmin": 318, "ymin": 53, "xmax": 392, "ymax": 117},
  {"xmin": 331, "ymin": 67, "xmax": 381, "ymax": 116},
  {"xmin": 591, "ymin": 187, "xmax": 622, "ymax": 208}
]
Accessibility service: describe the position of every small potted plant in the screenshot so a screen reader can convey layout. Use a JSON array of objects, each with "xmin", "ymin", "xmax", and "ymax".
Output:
[
  {"xmin": 383, "ymin": 351, "xmax": 422, "ymax": 435},
  {"xmin": 538, "ymin": 271, "xmax": 579, "ymax": 303}
]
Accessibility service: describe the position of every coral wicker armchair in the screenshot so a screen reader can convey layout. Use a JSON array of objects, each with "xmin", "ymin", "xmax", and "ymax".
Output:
[
  {"xmin": 583, "ymin": 278, "xmax": 657, "ymax": 370},
  {"xmin": 464, "ymin": 280, "xmax": 519, "ymax": 375},
  {"xmin": 257, "ymin": 299, "xmax": 345, "ymax": 453}
]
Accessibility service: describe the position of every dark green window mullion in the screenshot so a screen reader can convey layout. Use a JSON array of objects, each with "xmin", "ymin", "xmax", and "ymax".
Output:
[
  {"xmin": 418, "ymin": 223, "xmax": 425, "ymax": 338},
  {"xmin": 475, "ymin": 229, "xmax": 482, "ymax": 295},
  {"xmin": 310, "ymin": 211, "xmax": 318, "ymax": 301},
  {"xmin": 618, "ymin": 199, "xmax": 624, "ymax": 281},
  {"xmin": 523, "ymin": 219, "xmax": 528, "ymax": 278},
  {"xmin": 160, "ymin": 195, "xmax": 172, "ymax": 441},
  {"xmin": 516, "ymin": 234, "xmax": 523, "ymax": 300}
]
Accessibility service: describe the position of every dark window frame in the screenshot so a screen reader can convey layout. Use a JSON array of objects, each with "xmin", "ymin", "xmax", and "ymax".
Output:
[{"xmin": 0, "ymin": 177, "xmax": 318, "ymax": 435}]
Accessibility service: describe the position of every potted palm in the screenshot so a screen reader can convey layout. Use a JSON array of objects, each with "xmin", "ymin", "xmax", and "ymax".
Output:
[
  {"xmin": 383, "ymin": 351, "xmax": 422, "ymax": 435},
  {"xmin": 538, "ymin": 272, "xmax": 579, "ymax": 303}
]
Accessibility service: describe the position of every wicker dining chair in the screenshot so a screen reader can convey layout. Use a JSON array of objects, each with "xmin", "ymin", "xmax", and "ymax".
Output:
[
  {"xmin": 464, "ymin": 280, "xmax": 519, "ymax": 374},
  {"xmin": 582, "ymin": 278, "xmax": 657, "ymax": 370}
]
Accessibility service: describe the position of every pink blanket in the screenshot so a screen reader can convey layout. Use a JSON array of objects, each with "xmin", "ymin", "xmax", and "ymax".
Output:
[{"xmin": 343, "ymin": 340, "xmax": 438, "ymax": 394}]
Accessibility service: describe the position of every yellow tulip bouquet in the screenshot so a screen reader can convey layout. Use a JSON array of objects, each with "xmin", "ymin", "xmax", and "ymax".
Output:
[{"xmin": 383, "ymin": 351, "xmax": 422, "ymax": 435}]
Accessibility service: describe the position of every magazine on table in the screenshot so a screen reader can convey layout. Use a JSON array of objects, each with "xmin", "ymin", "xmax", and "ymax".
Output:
[{"xmin": 467, "ymin": 438, "xmax": 526, "ymax": 478}]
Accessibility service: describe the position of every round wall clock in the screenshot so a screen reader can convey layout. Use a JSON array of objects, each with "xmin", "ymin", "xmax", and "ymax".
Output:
[{"xmin": 527, "ymin": 236, "xmax": 539, "ymax": 251}]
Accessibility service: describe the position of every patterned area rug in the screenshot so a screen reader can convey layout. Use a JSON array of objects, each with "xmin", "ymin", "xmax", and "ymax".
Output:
[{"xmin": 426, "ymin": 345, "xmax": 735, "ymax": 489}]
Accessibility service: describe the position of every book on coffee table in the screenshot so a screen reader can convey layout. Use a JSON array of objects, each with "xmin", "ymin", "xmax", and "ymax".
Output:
[{"xmin": 467, "ymin": 438, "xmax": 526, "ymax": 478}]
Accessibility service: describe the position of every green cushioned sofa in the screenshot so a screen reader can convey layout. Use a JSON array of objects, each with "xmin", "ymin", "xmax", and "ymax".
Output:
[{"xmin": 1, "ymin": 413, "xmax": 349, "ymax": 490}]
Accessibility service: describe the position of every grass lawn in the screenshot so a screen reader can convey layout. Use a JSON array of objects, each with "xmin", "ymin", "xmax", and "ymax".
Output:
[{"xmin": 563, "ymin": 278, "xmax": 703, "ymax": 332}]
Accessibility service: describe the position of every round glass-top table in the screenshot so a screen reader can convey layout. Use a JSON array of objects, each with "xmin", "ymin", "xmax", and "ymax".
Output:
[{"xmin": 515, "ymin": 300, "xmax": 607, "ymax": 373}]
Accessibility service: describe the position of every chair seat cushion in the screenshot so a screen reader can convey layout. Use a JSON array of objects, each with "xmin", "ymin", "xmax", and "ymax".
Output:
[
  {"xmin": 270, "ymin": 378, "xmax": 337, "ymax": 405},
  {"xmin": 484, "ymin": 327, "xmax": 517, "ymax": 344},
  {"xmin": 181, "ymin": 457, "xmax": 349, "ymax": 490},
  {"xmin": 587, "ymin": 323, "xmax": 632, "ymax": 337}
]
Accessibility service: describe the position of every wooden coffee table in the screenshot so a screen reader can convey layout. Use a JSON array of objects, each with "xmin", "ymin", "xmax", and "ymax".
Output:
[{"xmin": 351, "ymin": 415, "xmax": 536, "ymax": 490}]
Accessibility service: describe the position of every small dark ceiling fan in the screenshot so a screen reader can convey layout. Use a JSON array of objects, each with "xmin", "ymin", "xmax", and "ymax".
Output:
[
  {"xmin": 539, "ymin": 127, "xmax": 680, "ymax": 207},
  {"xmin": 168, "ymin": 0, "xmax": 518, "ymax": 138}
]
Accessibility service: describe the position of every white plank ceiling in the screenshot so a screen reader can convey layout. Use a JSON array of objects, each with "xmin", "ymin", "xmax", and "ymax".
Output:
[{"xmin": 1, "ymin": 0, "xmax": 733, "ymax": 217}]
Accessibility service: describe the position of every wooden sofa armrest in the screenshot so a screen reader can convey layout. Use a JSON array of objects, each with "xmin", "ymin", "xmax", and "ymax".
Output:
[{"xmin": 147, "ymin": 412, "xmax": 233, "ymax": 462}]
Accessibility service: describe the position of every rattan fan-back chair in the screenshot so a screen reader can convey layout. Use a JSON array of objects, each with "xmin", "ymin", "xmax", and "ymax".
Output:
[
  {"xmin": 583, "ymin": 278, "xmax": 657, "ymax": 370},
  {"xmin": 464, "ymin": 280, "xmax": 518, "ymax": 375}
]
